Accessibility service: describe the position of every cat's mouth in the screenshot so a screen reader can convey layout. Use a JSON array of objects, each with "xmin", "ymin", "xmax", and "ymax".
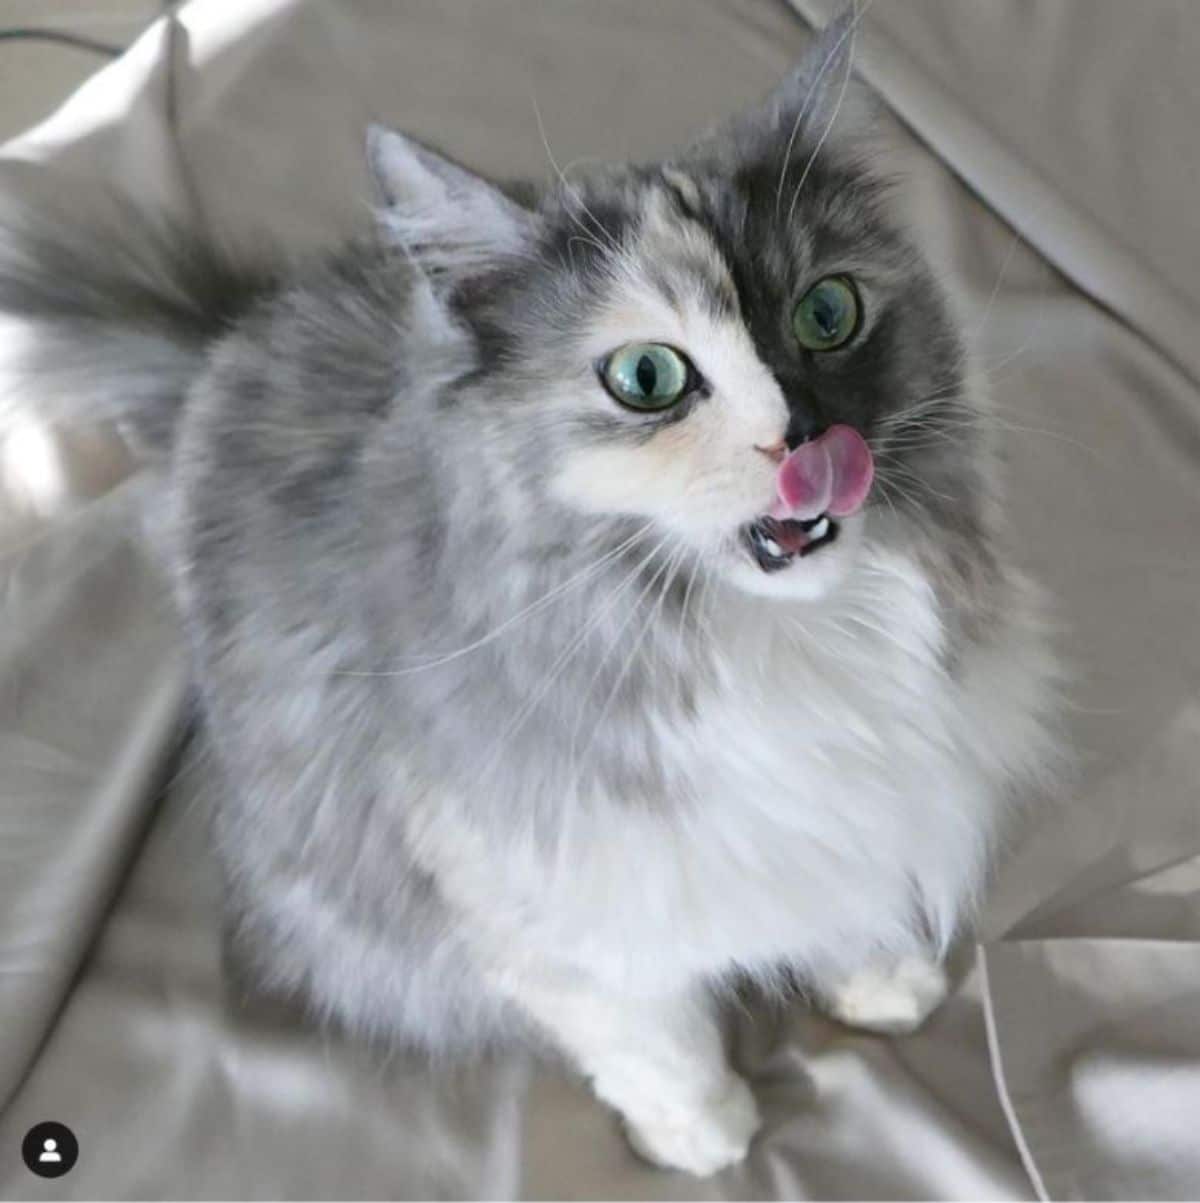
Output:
[
  {"xmin": 741, "ymin": 425, "xmax": 868, "ymax": 571},
  {"xmin": 742, "ymin": 514, "xmax": 838, "ymax": 572}
]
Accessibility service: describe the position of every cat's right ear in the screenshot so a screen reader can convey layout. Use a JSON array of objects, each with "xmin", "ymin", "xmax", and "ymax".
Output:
[
  {"xmin": 688, "ymin": 6, "xmax": 878, "ymax": 167},
  {"xmin": 366, "ymin": 125, "xmax": 533, "ymax": 270}
]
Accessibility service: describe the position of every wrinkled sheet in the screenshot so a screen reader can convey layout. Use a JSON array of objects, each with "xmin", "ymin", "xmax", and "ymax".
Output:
[{"xmin": 1, "ymin": 1, "xmax": 1198, "ymax": 1198}]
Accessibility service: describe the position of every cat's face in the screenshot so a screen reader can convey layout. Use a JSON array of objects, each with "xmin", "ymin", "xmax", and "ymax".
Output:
[
  {"xmin": 527, "ymin": 165, "xmax": 960, "ymax": 602},
  {"xmin": 371, "ymin": 11, "xmax": 981, "ymax": 603}
]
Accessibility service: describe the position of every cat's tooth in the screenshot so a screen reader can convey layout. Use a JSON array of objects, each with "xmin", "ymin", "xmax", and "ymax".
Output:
[
  {"xmin": 809, "ymin": 517, "xmax": 830, "ymax": 541},
  {"xmin": 763, "ymin": 537, "xmax": 784, "ymax": 558}
]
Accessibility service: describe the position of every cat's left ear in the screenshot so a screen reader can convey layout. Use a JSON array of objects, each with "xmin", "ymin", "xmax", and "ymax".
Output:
[{"xmin": 366, "ymin": 125, "xmax": 533, "ymax": 270}]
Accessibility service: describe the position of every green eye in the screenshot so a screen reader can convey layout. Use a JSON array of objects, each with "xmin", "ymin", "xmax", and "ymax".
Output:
[
  {"xmin": 601, "ymin": 343, "xmax": 691, "ymax": 411},
  {"xmin": 793, "ymin": 275, "xmax": 860, "ymax": 351}
]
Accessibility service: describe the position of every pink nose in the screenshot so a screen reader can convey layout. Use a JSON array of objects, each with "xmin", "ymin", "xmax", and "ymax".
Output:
[
  {"xmin": 773, "ymin": 425, "xmax": 875, "ymax": 520},
  {"xmin": 754, "ymin": 439, "xmax": 788, "ymax": 465}
]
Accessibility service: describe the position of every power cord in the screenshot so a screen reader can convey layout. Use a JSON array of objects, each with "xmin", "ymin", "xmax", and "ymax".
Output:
[{"xmin": 0, "ymin": 28, "xmax": 124, "ymax": 59}]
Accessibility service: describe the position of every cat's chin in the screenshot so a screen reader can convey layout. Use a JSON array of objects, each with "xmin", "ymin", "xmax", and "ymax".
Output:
[{"xmin": 723, "ymin": 513, "xmax": 863, "ymax": 601}]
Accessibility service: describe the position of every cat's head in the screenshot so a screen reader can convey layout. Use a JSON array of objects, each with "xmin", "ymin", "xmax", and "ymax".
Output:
[{"xmin": 368, "ymin": 10, "xmax": 985, "ymax": 603}]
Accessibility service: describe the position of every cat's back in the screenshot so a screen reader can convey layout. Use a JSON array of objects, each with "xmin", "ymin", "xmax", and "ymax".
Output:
[
  {"xmin": 164, "ymin": 238, "xmax": 465, "ymax": 647},
  {"xmin": 163, "ymin": 239, "xmax": 458, "ymax": 808},
  {"xmin": 175, "ymin": 242, "xmax": 423, "ymax": 525}
]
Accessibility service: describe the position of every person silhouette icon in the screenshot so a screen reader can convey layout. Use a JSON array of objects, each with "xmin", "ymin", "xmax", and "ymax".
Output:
[{"xmin": 22, "ymin": 1121, "xmax": 78, "ymax": 1177}]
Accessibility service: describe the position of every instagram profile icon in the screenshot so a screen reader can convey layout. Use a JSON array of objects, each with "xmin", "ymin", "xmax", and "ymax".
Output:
[{"xmin": 22, "ymin": 1122, "xmax": 79, "ymax": 1179}]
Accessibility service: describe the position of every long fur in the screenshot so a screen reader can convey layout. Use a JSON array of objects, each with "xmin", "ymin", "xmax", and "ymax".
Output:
[{"xmin": 0, "ymin": 11, "xmax": 1060, "ymax": 1174}]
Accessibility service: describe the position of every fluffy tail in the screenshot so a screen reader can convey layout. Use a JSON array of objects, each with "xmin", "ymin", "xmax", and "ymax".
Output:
[{"xmin": 0, "ymin": 175, "xmax": 272, "ymax": 453}]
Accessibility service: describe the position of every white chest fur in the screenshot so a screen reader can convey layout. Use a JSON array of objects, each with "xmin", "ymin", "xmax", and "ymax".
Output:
[{"xmin": 408, "ymin": 547, "xmax": 1043, "ymax": 997}]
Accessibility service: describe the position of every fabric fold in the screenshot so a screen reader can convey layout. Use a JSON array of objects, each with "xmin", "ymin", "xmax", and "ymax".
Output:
[
  {"xmin": 981, "ymin": 938, "xmax": 1200, "ymax": 1201},
  {"xmin": 0, "ymin": 482, "xmax": 187, "ymax": 1114},
  {"xmin": 786, "ymin": 1, "xmax": 1200, "ymax": 392}
]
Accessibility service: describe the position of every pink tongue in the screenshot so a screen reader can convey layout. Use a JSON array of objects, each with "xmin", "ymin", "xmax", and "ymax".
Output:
[{"xmin": 773, "ymin": 425, "xmax": 874, "ymax": 520}]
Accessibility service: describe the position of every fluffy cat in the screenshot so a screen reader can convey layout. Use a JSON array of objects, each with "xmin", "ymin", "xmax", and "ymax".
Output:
[{"xmin": 0, "ymin": 12, "xmax": 1058, "ymax": 1176}]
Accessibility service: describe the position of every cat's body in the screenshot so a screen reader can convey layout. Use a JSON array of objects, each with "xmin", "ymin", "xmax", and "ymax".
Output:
[{"xmin": 0, "ymin": 13, "xmax": 1058, "ymax": 1175}]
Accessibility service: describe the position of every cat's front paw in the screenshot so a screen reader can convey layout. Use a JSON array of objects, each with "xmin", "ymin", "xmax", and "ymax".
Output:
[
  {"xmin": 621, "ymin": 1073, "xmax": 760, "ymax": 1177},
  {"xmin": 824, "ymin": 956, "xmax": 948, "ymax": 1035}
]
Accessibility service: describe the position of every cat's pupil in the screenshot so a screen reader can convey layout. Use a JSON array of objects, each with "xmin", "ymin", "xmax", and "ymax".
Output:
[
  {"xmin": 635, "ymin": 355, "xmax": 657, "ymax": 395},
  {"xmin": 814, "ymin": 294, "xmax": 837, "ymax": 336}
]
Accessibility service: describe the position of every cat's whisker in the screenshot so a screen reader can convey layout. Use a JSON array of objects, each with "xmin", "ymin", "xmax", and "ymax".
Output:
[
  {"xmin": 870, "ymin": 476, "xmax": 905, "ymax": 526},
  {"xmin": 566, "ymin": 536, "xmax": 684, "ymax": 773},
  {"xmin": 876, "ymin": 396, "xmax": 975, "ymax": 429},
  {"xmin": 337, "ymin": 522, "xmax": 654, "ymax": 677},
  {"xmin": 675, "ymin": 546, "xmax": 706, "ymax": 715},
  {"xmin": 946, "ymin": 406, "xmax": 1110, "ymax": 463},
  {"xmin": 567, "ymin": 540, "xmax": 686, "ymax": 792},
  {"xmin": 870, "ymin": 482, "xmax": 917, "ymax": 519},
  {"xmin": 871, "ymin": 472, "xmax": 928, "ymax": 515},
  {"xmin": 655, "ymin": 539, "xmax": 692, "ymax": 669},
  {"xmin": 875, "ymin": 407, "xmax": 964, "ymax": 434},
  {"xmin": 690, "ymin": 543, "xmax": 722, "ymax": 645},
  {"xmin": 481, "ymin": 531, "xmax": 671, "ymax": 785},
  {"xmin": 654, "ymin": 541, "xmax": 689, "ymax": 680},
  {"xmin": 875, "ymin": 425, "xmax": 973, "ymax": 452},
  {"xmin": 988, "ymin": 419, "xmax": 1110, "ymax": 463},
  {"xmin": 876, "ymin": 386, "xmax": 974, "ymax": 423},
  {"xmin": 839, "ymin": 610, "xmax": 917, "ymax": 656},
  {"xmin": 967, "ymin": 229, "xmax": 1025, "ymax": 348},
  {"xmin": 875, "ymin": 441, "xmax": 961, "ymax": 462},
  {"xmin": 883, "ymin": 414, "xmax": 982, "ymax": 437},
  {"xmin": 972, "ymin": 339, "xmax": 1041, "ymax": 384},
  {"xmin": 882, "ymin": 467, "xmax": 948, "ymax": 506},
  {"xmin": 875, "ymin": 386, "xmax": 1110, "ymax": 468}
]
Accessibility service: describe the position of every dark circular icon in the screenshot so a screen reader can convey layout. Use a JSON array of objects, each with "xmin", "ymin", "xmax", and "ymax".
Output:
[{"xmin": 22, "ymin": 1122, "xmax": 78, "ymax": 1179}]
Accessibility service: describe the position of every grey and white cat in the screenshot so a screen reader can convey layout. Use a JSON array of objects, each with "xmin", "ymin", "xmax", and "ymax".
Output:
[{"xmin": 0, "ymin": 13, "xmax": 1058, "ymax": 1176}]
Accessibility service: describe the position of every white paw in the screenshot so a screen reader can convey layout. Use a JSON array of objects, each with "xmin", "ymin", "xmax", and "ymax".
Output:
[
  {"xmin": 825, "ymin": 956, "xmax": 948, "ymax": 1035},
  {"xmin": 621, "ymin": 1074, "xmax": 761, "ymax": 1177}
]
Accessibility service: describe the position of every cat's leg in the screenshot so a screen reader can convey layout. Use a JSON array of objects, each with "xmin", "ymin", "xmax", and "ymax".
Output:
[
  {"xmin": 822, "ymin": 954, "xmax": 948, "ymax": 1035},
  {"xmin": 496, "ymin": 970, "xmax": 760, "ymax": 1176}
]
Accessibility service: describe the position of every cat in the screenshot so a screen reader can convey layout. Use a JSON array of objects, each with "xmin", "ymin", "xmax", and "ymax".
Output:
[{"xmin": 0, "ymin": 10, "xmax": 1059, "ymax": 1176}]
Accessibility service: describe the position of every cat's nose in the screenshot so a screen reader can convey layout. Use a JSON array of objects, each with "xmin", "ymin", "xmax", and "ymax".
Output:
[{"xmin": 754, "ymin": 438, "xmax": 788, "ymax": 464}]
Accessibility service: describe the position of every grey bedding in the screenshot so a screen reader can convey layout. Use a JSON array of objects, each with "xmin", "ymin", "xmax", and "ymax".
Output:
[{"xmin": 1, "ymin": 1, "xmax": 1198, "ymax": 1197}]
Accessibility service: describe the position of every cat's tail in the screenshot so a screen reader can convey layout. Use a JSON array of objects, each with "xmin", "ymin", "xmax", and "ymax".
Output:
[{"xmin": 0, "ymin": 178, "xmax": 273, "ymax": 454}]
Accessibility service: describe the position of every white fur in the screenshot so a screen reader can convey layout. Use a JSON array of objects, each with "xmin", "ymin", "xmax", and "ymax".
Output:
[
  {"xmin": 487, "ymin": 972, "xmax": 760, "ymax": 1175},
  {"xmin": 403, "ymin": 539, "xmax": 1054, "ymax": 1172},
  {"xmin": 410, "ymin": 547, "xmax": 1047, "ymax": 990},
  {"xmin": 551, "ymin": 196, "xmax": 792, "ymax": 546},
  {"xmin": 825, "ymin": 955, "xmax": 950, "ymax": 1035}
]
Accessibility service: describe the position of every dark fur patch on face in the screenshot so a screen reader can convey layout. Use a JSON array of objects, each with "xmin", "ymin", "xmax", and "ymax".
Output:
[
  {"xmin": 682, "ymin": 155, "xmax": 961, "ymax": 451},
  {"xmin": 441, "ymin": 69, "xmax": 986, "ymax": 590}
]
